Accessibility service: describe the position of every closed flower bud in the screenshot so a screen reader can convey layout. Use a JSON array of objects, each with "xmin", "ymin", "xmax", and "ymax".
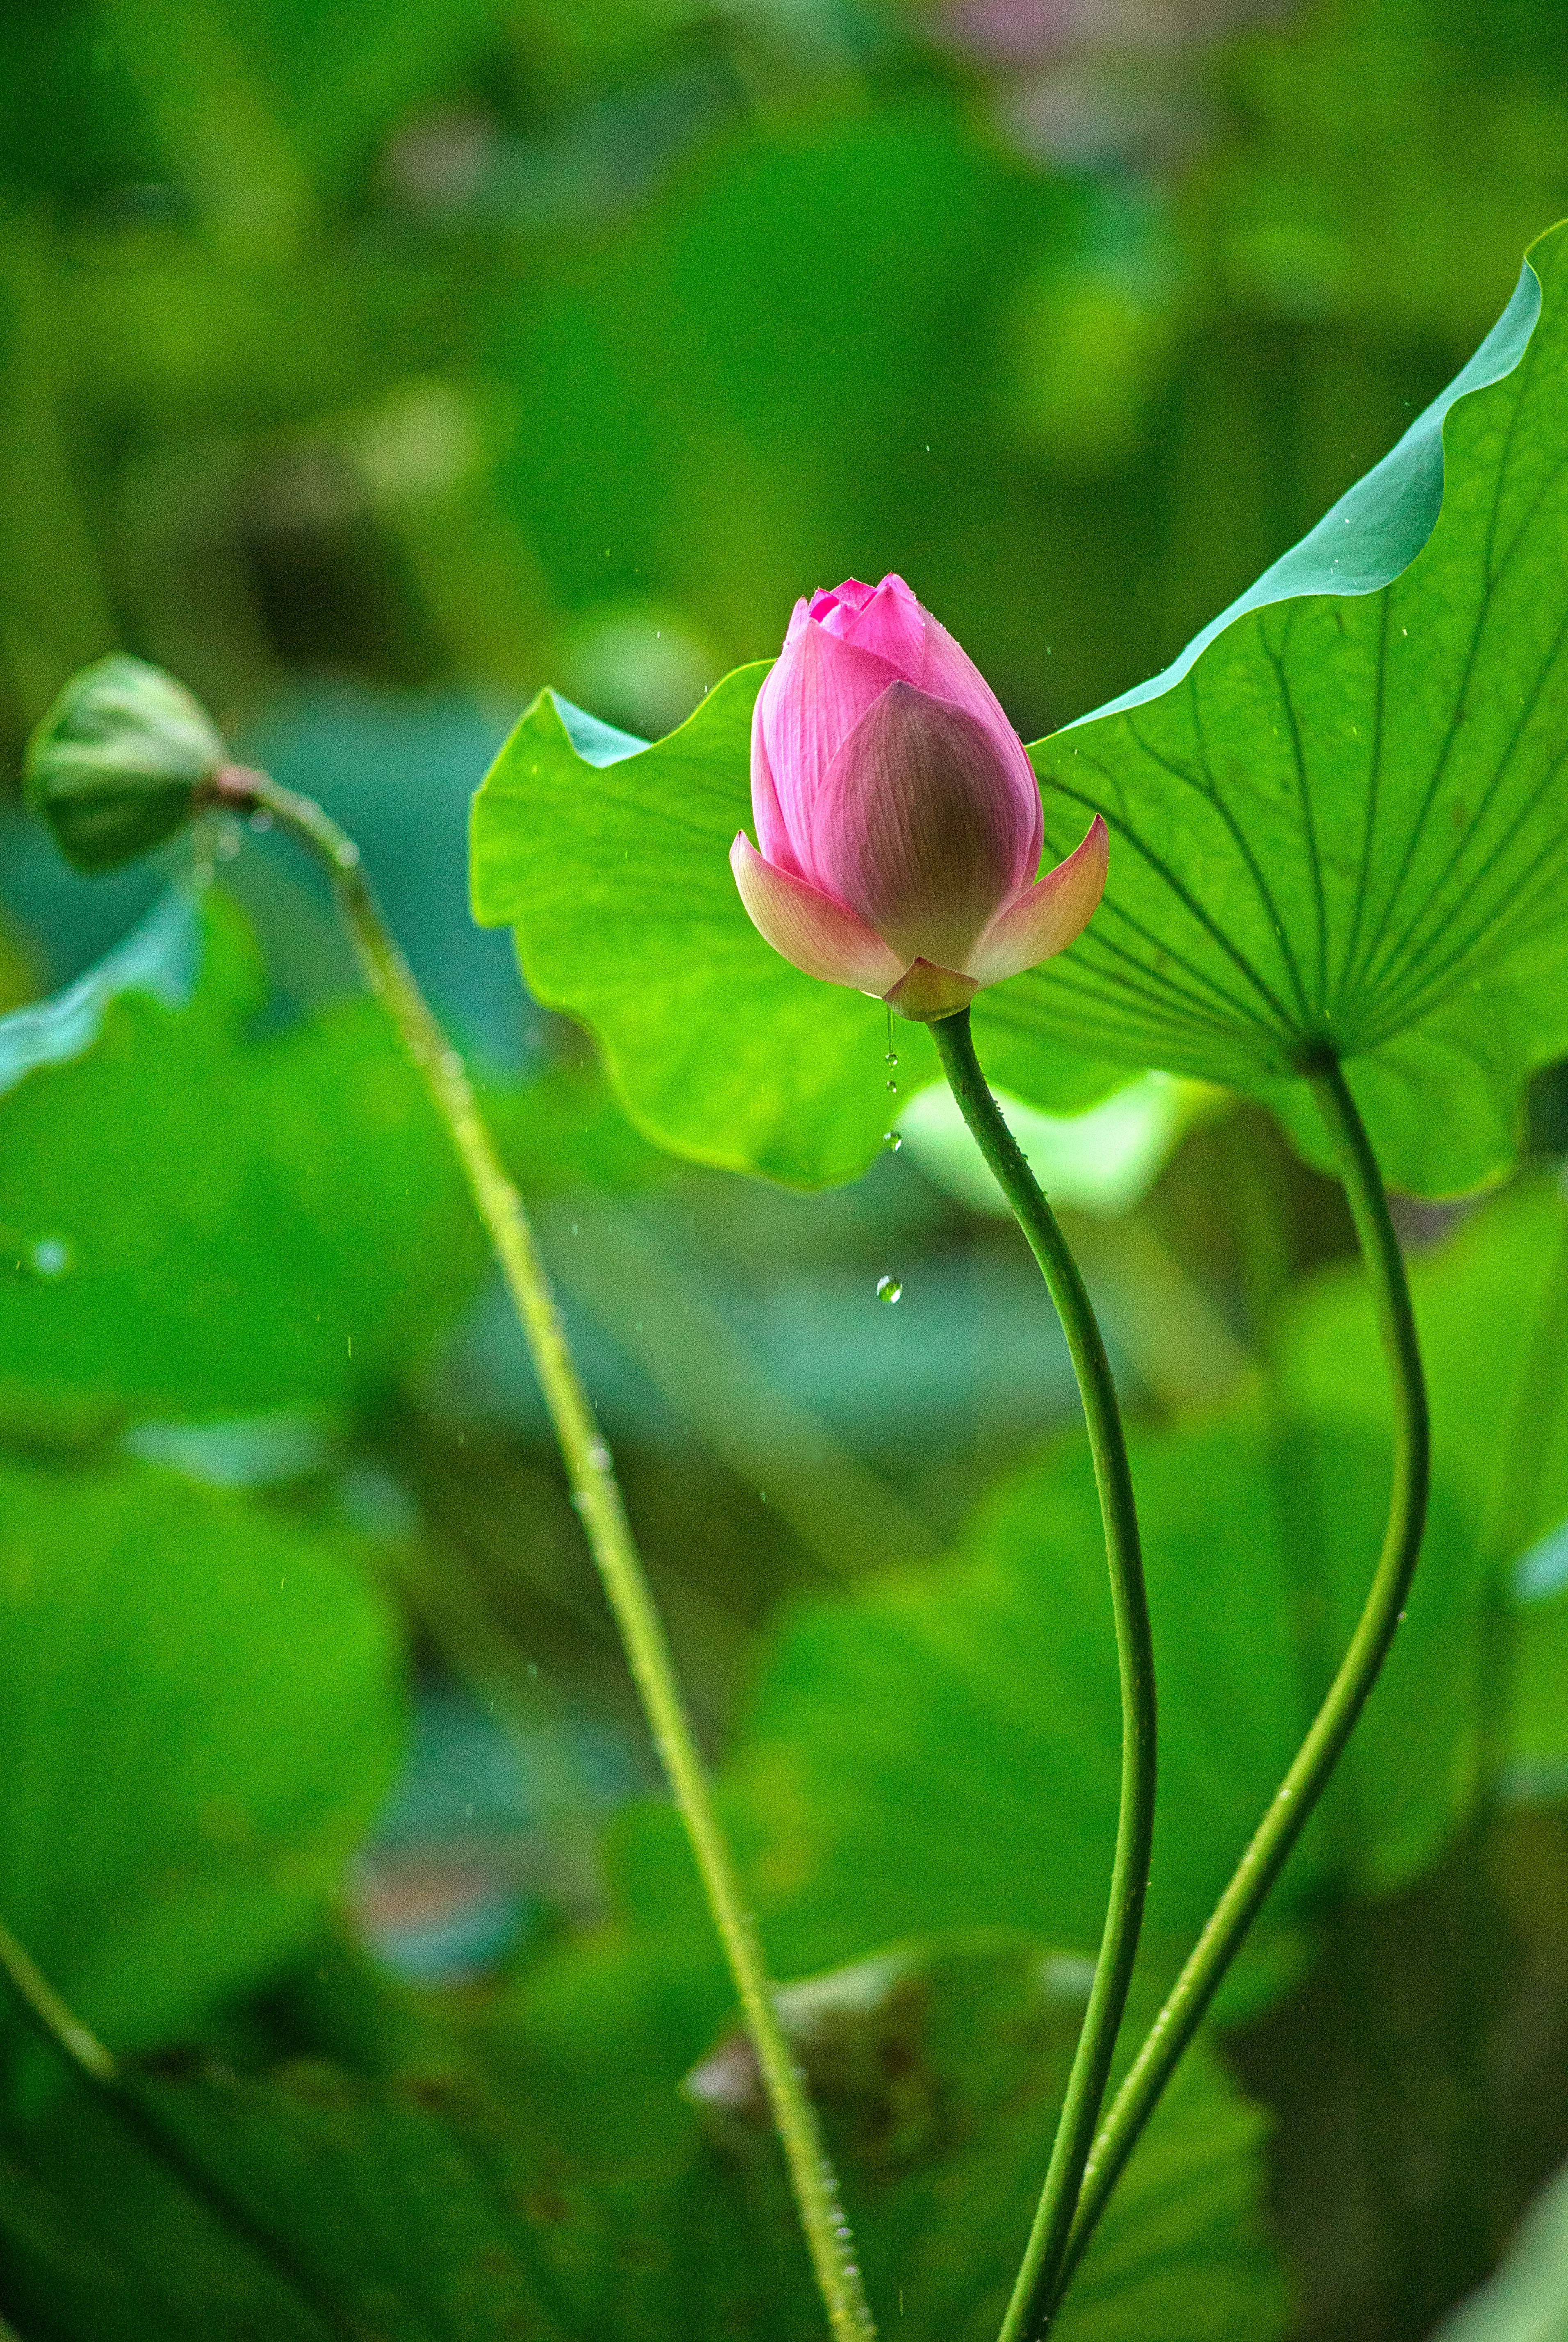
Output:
[
  {"xmin": 731, "ymin": 574, "xmax": 1105, "ymax": 1020},
  {"xmin": 24, "ymin": 654, "xmax": 228, "ymax": 872}
]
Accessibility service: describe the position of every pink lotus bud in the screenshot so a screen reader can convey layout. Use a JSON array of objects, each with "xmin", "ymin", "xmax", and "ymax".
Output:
[{"xmin": 731, "ymin": 574, "xmax": 1106, "ymax": 1022}]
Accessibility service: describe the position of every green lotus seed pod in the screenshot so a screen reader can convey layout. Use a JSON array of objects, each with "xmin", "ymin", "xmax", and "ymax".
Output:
[{"xmin": 24, "ymin": 654, "xmax": 227, "ymax": 871}]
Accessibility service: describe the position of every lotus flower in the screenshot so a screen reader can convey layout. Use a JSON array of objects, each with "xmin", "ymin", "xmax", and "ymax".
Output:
[{"xmin": 730, "ymin": 574, "xmax": 1107, "ymax": 1021}]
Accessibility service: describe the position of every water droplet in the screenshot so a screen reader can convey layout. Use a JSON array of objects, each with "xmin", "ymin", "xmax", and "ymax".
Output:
[
  {"xmin": 215, "ymin": 827, "xmax": 241, "ymax": 862},
  {"xmin": 882, "ymin": 1130, "xmax": 902, "ymax": 1152},
  {"xmin": 884, "ymin": 1050, "xmax": 898, "ymax": 1067},
  {"xmin": 875, "ymin": 1274, "xmax": 902, "ymax": 1305},
  {"xmin": 885, "ymin": 1077, "xmax": 898, "ymax": 1094},
  {"xmin": 586, "ymin": 1441, "xmax": 611, "ymax": 1471},
  {"xmin": 248, "ymin": 807, "xmax": 274, "ymax": 833},
  {"xmin": 334, "ymin": 839, "xmax": 360, "ymax": 869},
  {"xmin": 28, "ymin": 1236, "xmax": 72, "ymax": 1278},
  {"xmin": 439, "ymin": 1048, "xmax": 464, "ymax": 1080}
]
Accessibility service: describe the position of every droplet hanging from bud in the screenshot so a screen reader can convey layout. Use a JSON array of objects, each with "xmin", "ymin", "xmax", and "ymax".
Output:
[{"xmin": 24, "ymin": 654, "xmax": 226, "ymax": 873}]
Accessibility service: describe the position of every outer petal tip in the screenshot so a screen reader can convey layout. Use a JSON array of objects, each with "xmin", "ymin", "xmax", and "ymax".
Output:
[
  {"xmin": 964, "ymin": 813, "xmax": 1108, "ymax": 987},
  {"xmin": 731, "ymin": 834, "xmax": 905, "ymax": 994}
]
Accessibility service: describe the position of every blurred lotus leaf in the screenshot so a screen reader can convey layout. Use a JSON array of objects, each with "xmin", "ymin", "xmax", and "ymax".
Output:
[
  {"xmin": 0, "ymin": 1938, "xmax": 1284, "ymax": 2342},
  {"xmin": 1283, "ymin": 1171, "xmax": 1568, "ymax": 1799},
  {"xmin": 693, "ymin": 1403, "xmax": 1485, "ymax": 1994},
  {"xmin": 1429, "ymin": 2154, "xmax": 1568, "ymax": 2340},
  {"xmin": 0, "ymin": 1455, "xmax": 403, "ymax": 2061},
  {"xmin": 0, "ymin": 886, "xmax": 489, "ymax": 1436}
]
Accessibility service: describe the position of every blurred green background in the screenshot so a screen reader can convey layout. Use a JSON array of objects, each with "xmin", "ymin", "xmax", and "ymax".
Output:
[{"xmin": 6, "ymin": 2, "xmax": 1568, "ymax": 2337}]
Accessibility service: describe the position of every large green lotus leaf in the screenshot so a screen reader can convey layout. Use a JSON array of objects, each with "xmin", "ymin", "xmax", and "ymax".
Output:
[
  {"xmin": 706, "ymin": 1406, "xmax": 1484, "ymax": 1989},
  {"xmin": 474, "ymin": 221, "xmax": 1568, "ymax": 1197},
  {"xmin": 0, "ymin": 1455, "xmax": 403, "ymax": 2056},
  {"xmin": 1014, "ymin": 219, "xmax": 1568, "ymax": 1195},
  {"xmin": 0, "ymin": 1940, "xmax": 1283, "ymax": 2342},
  {"xmin": 470, "ymin": 680, "xmax": 1123, "ymax": 1187},
  {"xmin": 0, "ymin": 885, "xmax": 495, "ymax": 1435}
]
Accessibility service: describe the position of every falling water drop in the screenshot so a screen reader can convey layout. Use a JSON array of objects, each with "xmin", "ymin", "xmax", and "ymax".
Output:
[
  {"xmin": 28, "ymin": 1236, "xmax": 73, "ymax": 1278},
  {"xmin": 875, "ymin": 1274, "xmax": 903, "ymax": 1305},
  {"xmin": 885, "ymin": 1076, "xmax": 898, "ymax": 1093},
  {"xmin": 882, "ymin": 1130, "xmax": 902, "ymax": 1152}
]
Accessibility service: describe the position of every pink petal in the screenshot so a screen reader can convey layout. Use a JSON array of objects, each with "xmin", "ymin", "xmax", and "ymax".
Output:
[
  {"xmin": 730, "ymin": 834, "xmax": 906, "ymax": 993},
  {"xmin": 919, "ymin": 608, "xmax": 1041, "ymax": 891},
  {"xmin": 825, "ymin": 572, "xmax": 925, "ymax": 680},
  {"xmin": 964, "ymin": 814, "xmax": 1108, "ymax": 985},
  {"xmin": 783, "ymin": 594, "xmax": 814, "ymax": 646},
  {"xmin": 750, "ymin": 692, "xmax": 805, "ymax": 879},
  {"xmin": 883, "ymin": 958, "xmax": 979, "ymax": 1022},
  {"xmin": 812, "ymin": 680, "xmax": 1031, "ymax": 974},
  {"xmin": 809, "ymin": 579, "xmax": 874, "ymax": 626},
  {"xmin": 757, "ymin": 623, "xmax": 905, "ymax": 884}
]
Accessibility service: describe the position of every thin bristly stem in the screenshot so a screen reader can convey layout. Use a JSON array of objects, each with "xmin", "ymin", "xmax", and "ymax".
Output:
[
  {"xmin": 0, "ymin": 1916, "xmax": 117, "ymax": 2087},
  {"xmin": 930, "ymin": 1009, "xmax": 1156, "ymax": 2342},
  {"xmin": 207, "ymin": 765, "xmax": 875, "ymax": 2342},
  {"xmin": 1047, "ymin": 1053, "xmax": 1429, "ymax": 2319}
]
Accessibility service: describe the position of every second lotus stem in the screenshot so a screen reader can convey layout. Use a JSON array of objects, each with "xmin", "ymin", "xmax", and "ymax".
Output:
[
  {"xmin": 931, "ymin": 1007, "xmax": 1157, "ymax": 2342},
  {"xmin": 209, "ymin": 765, "xmax": 876, "ymax": 2342},
  {"xmin": 1046, "ymin": 1051, "xmax": 1429, "ymax": 2319}
]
